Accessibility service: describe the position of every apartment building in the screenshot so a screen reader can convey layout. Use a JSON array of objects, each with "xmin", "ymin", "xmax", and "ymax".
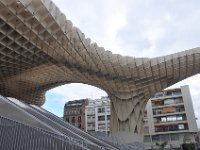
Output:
[
  {"xmin": 144, "ymin": 85, "xmax": 198, "ymax": 149},
  {"xmin": 63, "ymin": 97, "xmax": 111, "ymax": 133},
  {"xmin": 85, "ymin": 96, "xmax": 111, "ymax": 134},
  {"xmin": 63, "ymin": 99, "xmax": 89, "ymax": 130}
]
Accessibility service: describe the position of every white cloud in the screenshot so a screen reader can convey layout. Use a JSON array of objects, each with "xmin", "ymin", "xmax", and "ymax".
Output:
[{"xmin": 48, "ymin": 83, "xmax": 107, "ymax": 104}]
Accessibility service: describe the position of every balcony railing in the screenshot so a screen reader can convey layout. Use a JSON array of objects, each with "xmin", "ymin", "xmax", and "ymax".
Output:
[
  {"xmin": 87, "ymin": 118, "xmax": 95, "ymax": 122},
  {"xmin": 153, "ymin": 109, "xmax": 185, "ymax": 115},
  {"xmin": 152, "ymin": 100, "xmax": 184, "ymax": 107},
  {"xmin": 154, "ymin": 119, "xmax": 187, "ymax": 124},
  {"xmin": 155, "ymin": 124, "xmax": 188, "ymax": 133},
  {"xmin": 152, "ymin": 92, "xmax": 182, "ymax": 99}
]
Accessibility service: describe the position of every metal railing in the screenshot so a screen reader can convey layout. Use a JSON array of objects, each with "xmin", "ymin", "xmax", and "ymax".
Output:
[
  {"xmin": 0, "ymin": 116, "xmax": 87, "ymax": 150},
  {"xmin": 2, "ymin": 96, "xmax": 117, "ymax": 150},
  {"xmin": 31, "ymin": 104, "xmax": 118, "ymax": 150},
  {"xmin": 6, "ymin": 97, "xmax": 106, "ymax": 150}
]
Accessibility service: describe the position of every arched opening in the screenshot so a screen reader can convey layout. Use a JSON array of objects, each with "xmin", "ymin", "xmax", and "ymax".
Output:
[{"xmin": 42, "ymin": 83, "xmax": 107, "ymax": 118}]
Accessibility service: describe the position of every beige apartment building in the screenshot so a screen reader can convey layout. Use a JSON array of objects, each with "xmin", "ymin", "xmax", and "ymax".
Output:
[
  {"xmin": 144, "ymin": 85, "xmax": 198, "ymax": 149},
  {"xmin": 63, "ymin": 99, "xmax": 89, "ymax": 130}
]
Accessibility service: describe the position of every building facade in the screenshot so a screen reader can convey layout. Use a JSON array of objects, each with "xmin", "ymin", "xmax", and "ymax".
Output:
[
  {"xmin": 144, "ymin": 85, "xmax": 198, "ymax": 149},
  {"xmin": 63, "ymin": 99, "xmax": 89, "ymax": 130},
  {"xmin": 63, "ymin": 97, "xmax": 111, "ymax": 133},
  {"xmin": 85, "ymin": 96, "xmax": 111, "ymax": 134}
]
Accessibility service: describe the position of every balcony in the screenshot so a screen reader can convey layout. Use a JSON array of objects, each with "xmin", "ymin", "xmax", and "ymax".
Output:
[
  {"xmin": 87, "ymin": 118, "xmax": 95, "ymax": 123},
  {"xmin": 87, "ymin": 123, "xmax": 95, "ymax": 131},
  {"xmin": 154, "ymin": 120, "xmax": 188, "ymax": 126},
  {"xmin": 152, "ymin": 98, "xmax": 183, "ymax": 108},
  {"xmin": 152, "ymin": 90, "xmax": 182, "ymax": 100},
  {"xmin": 153, "ymin": 106, "xmax": 185, "ymax": 116},
  {"xmin": 155, "ymin": 123, "xmax": 188, "ymax": 133},
  {"xmin": 154, "ymin": 114, "xmax": 187, "ymax": 124},
  {"xmin": 87, "ymin": 111, "xmax": 95, "ymax": 115},
  {"xmin": 87, "ymin": 127, "xmax": 95, "ymax": 131}
]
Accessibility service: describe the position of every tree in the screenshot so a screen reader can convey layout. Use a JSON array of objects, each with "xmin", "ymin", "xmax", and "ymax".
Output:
[{"xmin": 155, "ymin": 141, "xmax": 168, "ymax": 150}]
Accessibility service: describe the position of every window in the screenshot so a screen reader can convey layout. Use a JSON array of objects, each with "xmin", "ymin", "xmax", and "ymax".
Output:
[
  {"xmin": 166, "ymin": 91, "xmax": 172, "ymax": 96},
  {"xmin": 98, "ymin": 116, "xmax": 105, "ymax": 121},
  {"xmin": 66, "ymin": 117, "xmax": 69, "ymax": 122},
  {"xmin": 72, "ymin": 117, "xmax": 75, "ymax": 123},
  {"xmin": 177, "ymin": 106, "xmax": 185, "ymax": 112},
  {"xmin": 107, "ymin": 108, "xmax": 110, "ymax": 113},
  {"xmin": 169, "ymin": 125, "xmax": 178, "ymax": 131},
  {"xmin": 155, "ymin": 109, "xmax": 162, "ymax": 114},
  {"xmin": 177, "ymin": 116, "xmax": 183, "ymax": 121},
  {"xmin": 98, "ymin": 107, "xmax": 105, "ymax": 113},
  {"xmin": 161, "ymin": 117, "xmax": 166, "ymax": 122},
  {"xmin": 144, "ymin": 135, "xmax": 151, "ymax": 142},
  {"xmin": 155, "ymin": 127, "xmax": 161, "ymax": 132},
  {"xmin": 160, "ymin": 134, "xmax": 169, "ymax": 141},
  {"xmin": 107, "ymin": 115, "xmax": 110, "ymax": 120},
  {"xmin": 167, "ymin": 116, "xmax": 176, "ymax": 122},
  {"xmin": 164, "ymin": 99, "xmax": 174, "ymax": 105},
  {"xmin": 152, "ymin": 135, "xmax": 159, "ymax": 142},
  {"xmin": 173, "ymin": 90, "xmax": 181, "ymax": 96},
  {"xmin": 178, "ymin": 124, "xmax": 184, "ymax": 130},
  {"xmin": 78, "ymin": 116, "xmax": 81, "ymax": 122},
  {"xmin": 175, "ymin": 98, "xmax": 183, "ymax": 104},
  {"xmin": 80, "ymin": 109, "xmax": 82, "ymax": 114},
  {"xmin": 170, "ymin": 134, "xmax": 179, "ymax": 141},
  {"xmin": 65, "ymin": 110, "xmax": 68, "ymax": 115}
]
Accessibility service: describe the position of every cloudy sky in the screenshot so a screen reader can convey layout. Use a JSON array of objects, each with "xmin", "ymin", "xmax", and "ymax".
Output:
[{"xmin": 43, "ymin": 0, "xmax": 200, "ymax": 127}]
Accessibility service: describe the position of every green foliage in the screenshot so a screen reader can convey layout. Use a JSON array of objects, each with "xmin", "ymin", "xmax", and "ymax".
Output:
[
  {"xmin": 155, "ymin": 141, "xmax": 168, "ymax": 149},
  {"xmin": 182, "ymin": 143, "xmax": 194, "ymax": 150}
]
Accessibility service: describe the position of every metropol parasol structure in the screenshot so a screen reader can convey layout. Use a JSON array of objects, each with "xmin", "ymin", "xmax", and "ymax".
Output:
[{"xmin": 0, "ymin": 0, "xmax": 200, "ymax": 140}]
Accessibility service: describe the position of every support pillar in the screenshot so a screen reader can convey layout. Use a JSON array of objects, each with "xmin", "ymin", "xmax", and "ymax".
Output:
[{"xmin": 110, "ymin": 93, "xmax": 147, "ymax": 143}]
